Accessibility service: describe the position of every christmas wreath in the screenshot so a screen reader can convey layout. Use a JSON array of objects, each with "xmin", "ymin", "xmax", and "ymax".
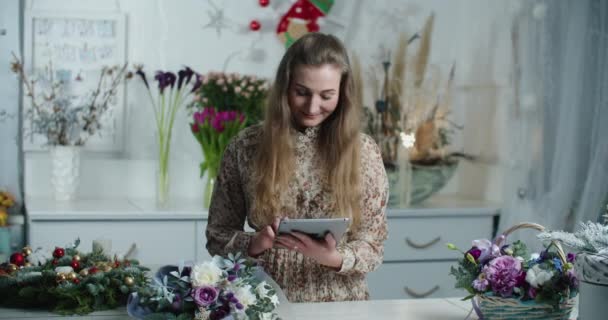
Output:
[{"xmin": 0, "ymin": 239, "xmax": 148, "ymax": 315}]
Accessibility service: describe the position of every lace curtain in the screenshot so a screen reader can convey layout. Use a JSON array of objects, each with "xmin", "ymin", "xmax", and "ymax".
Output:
[{"xmin": 500, "ymin": 0, "xmax": 608, "ymax": 247}]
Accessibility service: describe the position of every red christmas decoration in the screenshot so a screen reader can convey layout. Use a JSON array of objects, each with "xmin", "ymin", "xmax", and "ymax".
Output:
[
  {"xmin": 89, "ymin": 266, "xmax": 99, "ymax": 274},
  {"xmin": 250, "ymin": 20, "xmax": 261, "ymax": 31},
  {"xmin": 53, "ymin": 247, "xmax": 65, "ymax": 258},
  {"xmin": 72, "ymin": 278, "xmax": 80, "ymax": 284},
  {"xmin": 52, "ymin": 259, "xmax": 59, "ymax": 266},
  {"xmin": 9, "ymin": 253, "xmax": 25, "ymax": 266},
  {"xmin": 259, "ymin": 0, "xmax": 270, "ymax": 7},
  {"xmin": 276, "ymin": 0, "xmax": 333, "ymax": 47},
  {"xmin": 70, "ymin": 260, "xmax": 81, "ymax": 270},
  {"xmin": 114, "ymin": 260, "xmax": 120, "ymax": 268}
]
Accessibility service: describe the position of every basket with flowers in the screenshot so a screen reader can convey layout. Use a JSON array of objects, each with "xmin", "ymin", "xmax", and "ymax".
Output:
[
  {"xmin": 127, "ymin": 253, "xmax": 281, "ymax": 320},
  {"xmin": 448, "ymin": 222, "xmax": 578, "ymax": 319}
]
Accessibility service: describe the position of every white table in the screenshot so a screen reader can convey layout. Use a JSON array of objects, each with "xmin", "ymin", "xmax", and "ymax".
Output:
[{"xmin": 0, "ymin": 298, "xmax": 473, "ymax": 319}]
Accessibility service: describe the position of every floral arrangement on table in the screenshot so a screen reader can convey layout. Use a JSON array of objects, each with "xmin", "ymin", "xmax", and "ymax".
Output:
[
  {"xmin": 0, "ymin": 239, "xmax": 148, "ymax": 315},
  {"xmin": 448, "ymin": 223, "xmax": 578, "ymax": 319},
  {"xmin": 134, "ymin": 65, "xmax": 202, "ymax": 207},
  {"xmin": 353, "ymin": 14, "xmax": 471, "ymax": 206},
  {"xmin": 10, "ymin": 53, "xmax": 131, "ymax": 146},
  {"xmin": 127, "ymin": 253, "xmax": 281, "ymax": 320},
  {"xmin": 188, "ymin": 72, "xmax": 268, "ymax": 207},
  {"xmin": 0, "ymin": 190, "xmax": 16, "ymax": 227}
]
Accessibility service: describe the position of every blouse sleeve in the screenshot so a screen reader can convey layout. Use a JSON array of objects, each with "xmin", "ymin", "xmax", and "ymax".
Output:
[
  {"xmin": 205, "ymin": 138, "xmax": 255, "ymax": 258},
  {"xmin": 336, "ymin": 136, "xmax": 389, "ymax": 275}
]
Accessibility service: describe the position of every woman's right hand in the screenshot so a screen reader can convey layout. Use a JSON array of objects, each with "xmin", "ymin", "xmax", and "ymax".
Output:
[{"xmin": 248, "ymin": 217, "xmax": 281, "ymax": 257}]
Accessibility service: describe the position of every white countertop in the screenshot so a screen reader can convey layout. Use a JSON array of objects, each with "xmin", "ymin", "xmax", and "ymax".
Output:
[
  {"xmin": 25, "ymin": 195, "xmax": 499, "ymax": 221},
  {"xmin": 0, "ymin": 298, "xmax": 473, "ymax": 319}
]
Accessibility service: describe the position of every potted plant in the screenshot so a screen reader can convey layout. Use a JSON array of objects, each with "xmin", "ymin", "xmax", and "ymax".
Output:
[
  {"xmin": 10, "ymin": 53, "xmax": 130, "ymax": 201},
  {"xmin": 537, "ymin": 211, "xmax": 608, "ymax": 320}
]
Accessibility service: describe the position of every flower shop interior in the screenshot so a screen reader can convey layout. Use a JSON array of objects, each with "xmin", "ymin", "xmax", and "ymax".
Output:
[{"xmin": 0, "ymin": 0, "xmax": 607, "ymax": 319}]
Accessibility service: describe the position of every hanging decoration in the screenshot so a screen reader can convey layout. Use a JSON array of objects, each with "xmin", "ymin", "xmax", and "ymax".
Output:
[{"xmin": 276, "ymin": 0, "xmax": 334, "ymax": 47}]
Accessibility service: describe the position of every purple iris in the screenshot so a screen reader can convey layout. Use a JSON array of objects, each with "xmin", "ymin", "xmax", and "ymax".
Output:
[
  {"xmin": 192, "ymin": 286, "xmax": 218, "ymax": 307},
  {"xmin": 466, "ymin": 248, "xmax": 482, "ymax": 262}
]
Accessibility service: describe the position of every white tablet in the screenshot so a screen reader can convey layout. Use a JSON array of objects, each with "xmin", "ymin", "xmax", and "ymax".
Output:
[{"xmin": 278, "ymin": 218, "xmax": 350, "ymax": 243}]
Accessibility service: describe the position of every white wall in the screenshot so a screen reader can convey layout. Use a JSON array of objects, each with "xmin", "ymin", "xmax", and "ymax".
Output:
[{"xmin": 24, "ymin": 0, "xmax": 518, "ymax": 203}]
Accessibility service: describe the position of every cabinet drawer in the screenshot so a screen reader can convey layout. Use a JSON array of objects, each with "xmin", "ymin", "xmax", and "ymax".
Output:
[
  {"xmin": 385, "ymin": 216, "xmax": 494, "ymax": 261},
  {"xmin": 29, "ymin": 221, "xmax": 197, "ymax": 265},
  {"xmin": 368, "ymin": 261, "xmax": 464, "ymax": 299}
]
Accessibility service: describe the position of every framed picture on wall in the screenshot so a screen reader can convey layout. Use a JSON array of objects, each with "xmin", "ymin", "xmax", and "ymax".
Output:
[{"xmin": 22, "ymin": 10, "xmax": 127, "ymax": 152}]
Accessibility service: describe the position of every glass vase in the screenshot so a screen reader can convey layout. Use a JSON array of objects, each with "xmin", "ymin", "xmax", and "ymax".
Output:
[
  {"xmin": 396, "ymin": 147, "xmax": 412, "ymax": 207},
  {"xmin": 203, "ymin": 167, "xmax": 218, "ymax": 209},
  {"xmin": 156, "ymin": 131, "xmax": 171, "ymax": 208}
]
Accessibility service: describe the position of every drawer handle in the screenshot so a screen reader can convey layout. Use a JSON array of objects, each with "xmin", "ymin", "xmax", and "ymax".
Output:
[
  {"xmin": 405, "ymin": 236, "xmax": 441, "ymax": 249},
  {"xmin": 404, "ymin": 285, "xmax": 440, "ymax": 298}
]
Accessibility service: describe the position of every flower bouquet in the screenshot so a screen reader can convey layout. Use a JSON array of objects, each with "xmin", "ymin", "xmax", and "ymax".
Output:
[
  {"xmin": 190, "ymin": 107, "xmax": 246, "ymax": 207},
  {"xmin": 188, "ymin": 72, "xmax": 267, "ymax": 207},
  {"xmin": 135, "ymin": 66, "xmax": 201, "ymax": 207},
  {"xmin": 448, "ymin": 223, "xmax": 578, "ymax": 319},
  {"xmin": 0, "ymin": 239, "xmax": 148, "ymax": 315},
  {"xmin": 127, "ymin": 253, "xmax": 281, "ymax": 320}
]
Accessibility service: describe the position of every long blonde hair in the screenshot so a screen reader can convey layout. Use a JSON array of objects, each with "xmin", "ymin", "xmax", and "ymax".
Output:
[{"xmin": 252, "ymin": 33, "xmax": 362, "ymax": 229}]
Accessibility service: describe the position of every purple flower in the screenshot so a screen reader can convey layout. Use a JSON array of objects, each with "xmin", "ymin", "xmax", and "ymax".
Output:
[
  {"xmin": 567, "ymin": 253, "xmax": 576, "ymax": 263},
  {"xmin": 528, "ymin": 286, "xmax": 537, "ymax": 299},
  {"xmin": 466, "ymin": 248, "xmax": 482, "ymax": 262},
  {"xmin": 484, "ymin": 256, "xmax": 523, "ymax": 297},
  {"xmin": 227, "ymin": 274, "xmax": 237, "ymax": 282},
  {"xmin": 191, "ymin": 123, "xmax": 199, "ymax": 133},
  {"xmin": 472, "ymin": 239, "xmax": 501, "ymax": 263},
  {"xmin": 567, "ymin": 269, "xmax": 579, "ymax": 288},
  {"xmin": 473, "ymin": 277, "xmax": 489, "ymax": 291},
  {"xmin": 171, "ymin": 293, "xmax": 183, "ymax": 311},
  {"xmin": 177, "ymin": 67, "xmax": 194, "ymax": 90},
  {"xmin": 211, "ymin": 117, "xmax": 225, "ymax": 133},
  {"xmin": 235, "ymin": 303, "xmax": 244, "ymax": 310},
  {"xmin": 192, "ymin": 286, "xmax": 218, "ymax": 307}
]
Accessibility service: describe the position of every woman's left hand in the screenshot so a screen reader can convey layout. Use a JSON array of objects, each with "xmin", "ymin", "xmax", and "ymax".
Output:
[{"xmin": 275, "ymin": 232, "xmax": 343, "ymax": 270}]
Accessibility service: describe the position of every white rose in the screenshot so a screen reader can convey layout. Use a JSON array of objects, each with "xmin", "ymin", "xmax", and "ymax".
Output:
[
  {"xmin": 256, "ymin": 281, "xmax": 269, "ymax": 298},
  {"xmin": 28, "ymin": 248, "xmax": 53, "ymax": 266},
  {"xmin": 191, "ymin": 261, "xmax": 223, "ymax": 287},
  {"xmin": 55, "ymin": 266, "xmax": 74, "ymax": 274},
  {"xmin": 234, "ymin": 285, "xmax": 257, "ymax": 308},
  {"xmin": 526, "ymin": 264, "xmax": 554, "ymax": 288}
]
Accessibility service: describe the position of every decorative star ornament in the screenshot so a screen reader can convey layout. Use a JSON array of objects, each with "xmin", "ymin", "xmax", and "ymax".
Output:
[{"xmin": 202, "ymin": 0, "xmax": 233, "ymax": 36}]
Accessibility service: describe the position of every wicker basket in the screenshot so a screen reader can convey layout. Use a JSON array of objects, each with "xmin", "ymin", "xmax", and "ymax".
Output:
[{"xmin": 473, "ymin": 222, "xmax": 577, "ymax": 320}]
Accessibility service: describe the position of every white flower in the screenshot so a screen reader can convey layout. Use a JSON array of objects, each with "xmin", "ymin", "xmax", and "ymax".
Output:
[
  {"xmin": 259, "ymin": 313, "xmax": 274, "ymax": 320},
  {"xmin": 526, "ymin": 264, "xmax": 554, "ymax": 288},
  {"xmin": 191, "ymin": 261, "xmax": 223, "ymax": 287},
  {"xmin": 234, "ymin": 285, "xmax": 257, "ymax": 308},
  {"xmin": 530, "ymin": 253, "xmax": 540, "ymax": 260},
  {"xmin": 256, "ymin": 281, "xmax": 270, "ymax": 298},
  {"xmin": 55, "ymin": 266, "xmax": 74, "ymax": 274},
  {"xmin": 399, "ymin": 132, "xmax": 416, "ymax": 148},
  {"xmin": 28, "ymin": 248, "xmax": 53, "ymax": 266},
  {"xmin": 269, "ymin": 293, "xmax": 280, "ymax": 306}
]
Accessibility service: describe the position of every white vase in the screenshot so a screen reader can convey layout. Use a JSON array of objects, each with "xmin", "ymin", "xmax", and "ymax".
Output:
[
  {"xmin": 50, "ymin": 146, "xmax": 81, "ymax": 201},
  {"xmin": 575, "ymin": 253, "xmax": 608, "ymax": 320}
]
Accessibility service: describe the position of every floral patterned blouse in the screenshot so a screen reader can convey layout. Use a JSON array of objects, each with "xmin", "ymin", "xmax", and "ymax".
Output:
[{"xmin": 205, "ymin": 124, "xmax": 388, "ymax": 303}]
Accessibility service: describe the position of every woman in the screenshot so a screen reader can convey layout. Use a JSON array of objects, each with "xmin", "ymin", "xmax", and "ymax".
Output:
[{"xmin": 206, "ymin": 33, "xmax": 388, "ymax": 302}]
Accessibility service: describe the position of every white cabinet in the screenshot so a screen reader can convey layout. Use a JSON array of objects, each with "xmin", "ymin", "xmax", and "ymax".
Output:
[
  {"xmin": 26, "ymin": 198, "xmax": 209, "ymax": 266},
  {"xmin": 368, "ymin": 196, "xmax": 499, "ymax": 300}
]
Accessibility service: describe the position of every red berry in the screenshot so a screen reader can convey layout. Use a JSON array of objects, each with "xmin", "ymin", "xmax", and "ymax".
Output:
[
  {"xmin": 53, "ymin": 247, "xmax": 65, "ymax": 258},
  {"xmin": 89, "ymin": 266, "xmax": 98, "ymax": 274},
  {"xmin": 52, "ymin": 259, "xmax": 59, "ymax": 266},
  {"xmin": 259, "ymin": 0, "xmax": 270, "ymax": 7},
  {"xmin": 73, "ymin": 278, "xmax": 80, "ymax": 284},
  {"xmin": 249, "ymin": 20, "xmax": 261, "ymax": 31}
]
